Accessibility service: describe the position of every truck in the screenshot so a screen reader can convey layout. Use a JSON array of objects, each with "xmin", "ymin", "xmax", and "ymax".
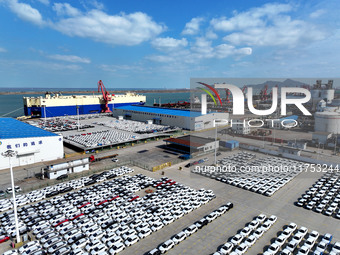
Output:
[{"xmin": 89, "ymin": 154, "xmax": 118, "ymax": 162}]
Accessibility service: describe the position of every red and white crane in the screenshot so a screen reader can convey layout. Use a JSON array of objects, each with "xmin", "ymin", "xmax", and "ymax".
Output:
[{"xmin": 97, "ymin": 80, "xmax": 112, "ymax": 113}]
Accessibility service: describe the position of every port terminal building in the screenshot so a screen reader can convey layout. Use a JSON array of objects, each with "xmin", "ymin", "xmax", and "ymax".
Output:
[
  {"xmin": 164, "ymin": 135, "xmax": 219, "ymax": 155},
  {"xmin": 113, "ymin": 105, "xmax": 229, "ymax": 131},
  {"xmin": 0, "ymin": 118, "xmax": 64, "ymax": 170}
]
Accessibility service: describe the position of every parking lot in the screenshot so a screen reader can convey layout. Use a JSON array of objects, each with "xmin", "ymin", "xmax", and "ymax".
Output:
[
  {"xmin": 0, "ymin": 149, "xmax": 339, "ymax": 255},
  {"xmin": 192, "ymin": 152, "xmax": 304, "ymax": 197},
  {"xmin": 29, "ymin": 115, "xmax": 177, "ymax": 151},
  {"xmin": 295, "ymin": 171, "xmax": 340, "ymax": 220},
  {"xmin": 0, "ymin": 166, "xmax": 218, "ymax": 255}
]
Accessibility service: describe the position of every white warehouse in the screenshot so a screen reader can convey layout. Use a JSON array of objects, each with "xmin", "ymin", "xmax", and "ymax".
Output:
[
  {"xmin": 113, "ymin": 105, "xmax": 229, "ymax": 131},
  {"xmin": 0, "ymin": 118, "xmax": 64, "ymax": 170}
]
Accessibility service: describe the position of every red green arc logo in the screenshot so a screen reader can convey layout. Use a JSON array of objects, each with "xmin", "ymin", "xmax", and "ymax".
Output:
[{"xmin": 197, "ymin": 82, "xmax": 223, "ymax": 106}]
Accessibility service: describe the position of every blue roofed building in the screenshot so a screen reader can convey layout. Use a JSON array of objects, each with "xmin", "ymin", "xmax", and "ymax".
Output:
[
  {"xmin": 266, "ymin": 115, "xmax": 299, "ymax": 129},
  {"xmin": 0, "ymin": 118, "xmax": 64, "ymax": 170},
  {"xmin": 113, "ymin": 105, "xmax": 229, "ymax": 130}
]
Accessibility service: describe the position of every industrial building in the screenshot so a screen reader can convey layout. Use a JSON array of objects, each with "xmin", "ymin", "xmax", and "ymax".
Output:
[
  {"xmin": 164, "ymin": 135, "xmax": 219, "ymax": 155},
  {"xmin": 0, "ymin": 118, "xmax": 64, "ymax": 170},
  {"xmin": 113, "ymin": 105, "xmax": 229, "ymax": 131},
  {"xmin": 312, "ymin": 132, "xmax": 332, "ymax": 144},
  {"xmin": 310, "ymin": 80, "xmax": 335, "ymax": 105},
  {"xmin": 314, "ymin": 98, "xmax": 340, "ymax": 134},
  {"xmin": 231, "ymin": 119, "xmax": 250, "ymax": 134}
]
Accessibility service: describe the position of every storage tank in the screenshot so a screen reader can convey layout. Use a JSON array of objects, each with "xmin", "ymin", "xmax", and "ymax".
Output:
[
  {"xmin": 315, "ymin": 111, "xmax": 340, "ymax": 134},
  {"xmin": 311, "ymin": 89, "xmax": 335, "ymax": 103}
]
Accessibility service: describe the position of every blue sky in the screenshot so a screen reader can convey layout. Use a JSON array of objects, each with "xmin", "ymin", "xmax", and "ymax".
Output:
[{"xmin": 0, "ymin": 0, "xmax": 339, "ymax": 89}]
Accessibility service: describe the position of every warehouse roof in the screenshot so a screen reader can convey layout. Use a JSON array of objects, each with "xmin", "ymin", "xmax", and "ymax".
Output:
[
  {"xmin": 165, "ymin": 135, "xmax": 215, "ymax": 148},
  {"xmin": 0, "ymin": 118, "xmax": 58, "ymax": 139},
  {"xmin": 115, "ymin": 105, "xmax": 202, "ymax": 117},
  {"xmin": 279, "ymin": 115, "xmax": 298, "ymax": 121}
]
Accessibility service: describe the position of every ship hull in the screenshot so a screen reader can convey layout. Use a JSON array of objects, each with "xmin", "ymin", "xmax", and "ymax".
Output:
[{"xmin": 24, "ymin": 102, "xmax": 145, "ymax": 117}]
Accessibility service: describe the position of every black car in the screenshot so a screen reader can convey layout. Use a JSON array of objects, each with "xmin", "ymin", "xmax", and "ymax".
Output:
[
  {"xmin": 56, "ymin": 174, "xmax": 68, "ymax": 180},
  {"xmin": 84, "ymin": 180, "xmax": 96, "ymax": 186},
  {"xmin": 59, "ymin": 186, "xmax": 73, "ymax": 193},
  {"xmin": 194, "ymin": 218, "xmax": 208, "ymax": 229},
  {"xmin": 0, "ymin": 190, "xmax": 5, "ymax": 198},
  {"xmin": 101, "ymin": 219, "xmax": 117, "ymax": 229},
  {"xmin": 144, "ymin": 248, "xmax": 161, "ymax": 255},
  {"xmin": 46, "ymin": 190, "xmax": 59, "ymax": 198}
]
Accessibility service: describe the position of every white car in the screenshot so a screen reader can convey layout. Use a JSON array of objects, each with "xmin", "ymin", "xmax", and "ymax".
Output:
[
  {"xmin": 297, "ymin": 245, "xmax": 310, "ymax": 255},
  {"xmin": 247, "ymin": 220, "xmax": 259, "ymax": 230},
  {"xmin": 265, "ymin": 243, "xmax": 280, "ymax": 255},
  {"xmin": 219, "ymin": 242, "xmax": 233, "ymax": 254},
  {"xmin": 43, "ymin": 236, "xmax": 62, "ymax": 249},
  {"xmin": 240, "ymin": 227, "xmax": 251, "ymax": 238},
  {"xmin": 184, "ymin": 225, "xmax": 198, "ymax": 236},
  {"xmin": 244, "ymin": 235, "xmax": 256, "ymax": 247},
  {"xmin": 124, "ymin": 234, "xmax": 139, "ymax": 246},
  {"xmin": 138, "ymin": 227, "xmax": 152, "ymax": 239},
  {"xmin": 234, "ymin": 243, "xmax": 248, "ymax": 254},
  {"xmin": 108, "ymin": 242, "xmax": 125, "ymax": 255},
  {"xmin": 89, "ymin": 243, "xmax": 107, "ymax": 254},
  {"xmin": 151, "ymin": 222, "xmax": 164, "ymax": 232},
  {"xmin": 314, "ymin": 241, "xmax": 328, "ymax": 255},
  {"xmin": 256, "ymin": 214, "xmax": 267, "ymax": 223},
  {"xmin": 331, "ymin": 242, "xmax": 340, "ymax": 254},
  {"xmin": 159, "ymin": 239, "xmax": 175, "ymax": 254},
  {"xmin": 303, "ymin": 237, "xmax": 316, "ymax": 249},
  {"xmin": 231, "ymin": 234, "xmax": 243, "ymax": 246},
  {"xmin": 267, "ymin": 215, "xmax": 277, "ymax": 225},
  {"xmin": 172, "ymin": 231, "xmax": 187, "ymax": 244},
  {"xmin": 285, "ymin": 223, "xmax": 297, "ymax": 234}
]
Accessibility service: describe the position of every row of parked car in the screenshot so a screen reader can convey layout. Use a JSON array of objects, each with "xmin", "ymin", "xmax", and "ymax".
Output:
[
  {"xmin": 1, "ymin": 170, "xmax": 217, "ymax": 255},
  {"xmin": 212, "ymin": 213, "xmax": 277, "ymax": 255},
  {"xmin": 262, "ymin": 222, "xmax": 339, "ymax": 255},
  {"xmin": 295, "ymin": 171, "xmax": 340, "ymax": 219},
  {"xmin": 146, "ymin": 202, "xmax": 234, "ymax": 255},
  {"xmin": 194, "ymin": 153, "xmax": 303, "ymax": 197},
  {"xmin": 0, "ymin": 166, "xmax": 134, "ymax": 240},
  {"xmin": 0, "ymin": 167, "xmax": 133, "ymax": 213}
]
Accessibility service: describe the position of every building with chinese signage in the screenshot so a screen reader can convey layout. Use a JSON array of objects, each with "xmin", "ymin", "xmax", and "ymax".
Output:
[{"xmin": 0, "ymin": 118, "xmax": 64, "ymax": 170}]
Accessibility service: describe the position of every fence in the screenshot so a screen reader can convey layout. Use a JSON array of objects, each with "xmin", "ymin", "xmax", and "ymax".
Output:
[{"xmin": 239, "ymin": 143, "xmax": 339, "ymax": 167}]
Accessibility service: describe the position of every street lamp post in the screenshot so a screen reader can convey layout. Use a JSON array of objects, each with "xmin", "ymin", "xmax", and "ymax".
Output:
[
  {"xmin": 1, "ymin": 150, "xmax": 20, "ymax": 243},
  {"xmin": 214, "ymin": 125, "xmax": 217, "ymax": 165}
]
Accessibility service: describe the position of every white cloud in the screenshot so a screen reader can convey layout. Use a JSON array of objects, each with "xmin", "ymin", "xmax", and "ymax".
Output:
[
  {"xmin": 215, "ymin": 44, "xmax": 252, "ymax": 59},
  {"xmin": 211, "ymin": 3, "xmax": 292, "ymax": 32},
  {"xmin": 89, "ymin": 0, "xmax": 104, "ymax": 10},
  {"xmin": 5, "ymin": 0, "xmax": 44, "ymax": 25},
  {"xmin": 48, "ymin": 54, "xmax": 91, "ymax": 63},
  {"xmin": 52, "ymin": 9, "xmax": 166, "ymax": 46},
  {"xmin": 310, "ymin": 9, "xmax": 326, "ymax": 18},
  {"xmin": 205, "ymin": 30, "xmax": 218, "ymax": 40},
  {"xmin": 148, "ymin": 37, "xmax": 252, "ymax": 64},
  {"xmin": 53, "ymin": 3, "xmax": 81, "ymax": 16},
  {"xmin": 182, "ymin": 17, "xmax": 204, "ymax": 35},
  {"xmin": 0, "ymin": 47, "xmax": 7, "ymax": 53},
  {"xmin": 0, "ymin": 59, "xmax": 82, "ymax": 71},
  {"xmin": 151, "ymin": 37, "xmax": 188, "ymax": 52},
  {"xmin": 210, "ymin": 3, "xmax": 326, "ymax": 47},
  {"xmin": 36, "ymin": 0, "xmax": 49, "ymax": 5},
  {"xmin": 223, "ymin": 16, "xmax": 326, "ymax": 47}
]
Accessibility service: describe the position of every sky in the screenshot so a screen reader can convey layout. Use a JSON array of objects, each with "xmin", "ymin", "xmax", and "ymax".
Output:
[{"xmin": 0, "ymin": 0, "xmax": 339, "ymax": 89}]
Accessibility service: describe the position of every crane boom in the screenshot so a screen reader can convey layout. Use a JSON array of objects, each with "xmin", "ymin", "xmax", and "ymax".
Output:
[{"xmin": 97, "ymin": 80, "xmax": 112, "ymax": 113}]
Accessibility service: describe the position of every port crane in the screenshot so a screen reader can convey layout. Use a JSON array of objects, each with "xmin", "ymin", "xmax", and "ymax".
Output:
[
  {"xmin": 225, "ymin": 89, "xmax": 231, "ymax": 103},
  {"xmin": 97, "ymin": 80, "xmax": 112, "ymax": 113},
  {"xmin": 260, "ymin": 84, "xmax": 269, "ymax": 101}
]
